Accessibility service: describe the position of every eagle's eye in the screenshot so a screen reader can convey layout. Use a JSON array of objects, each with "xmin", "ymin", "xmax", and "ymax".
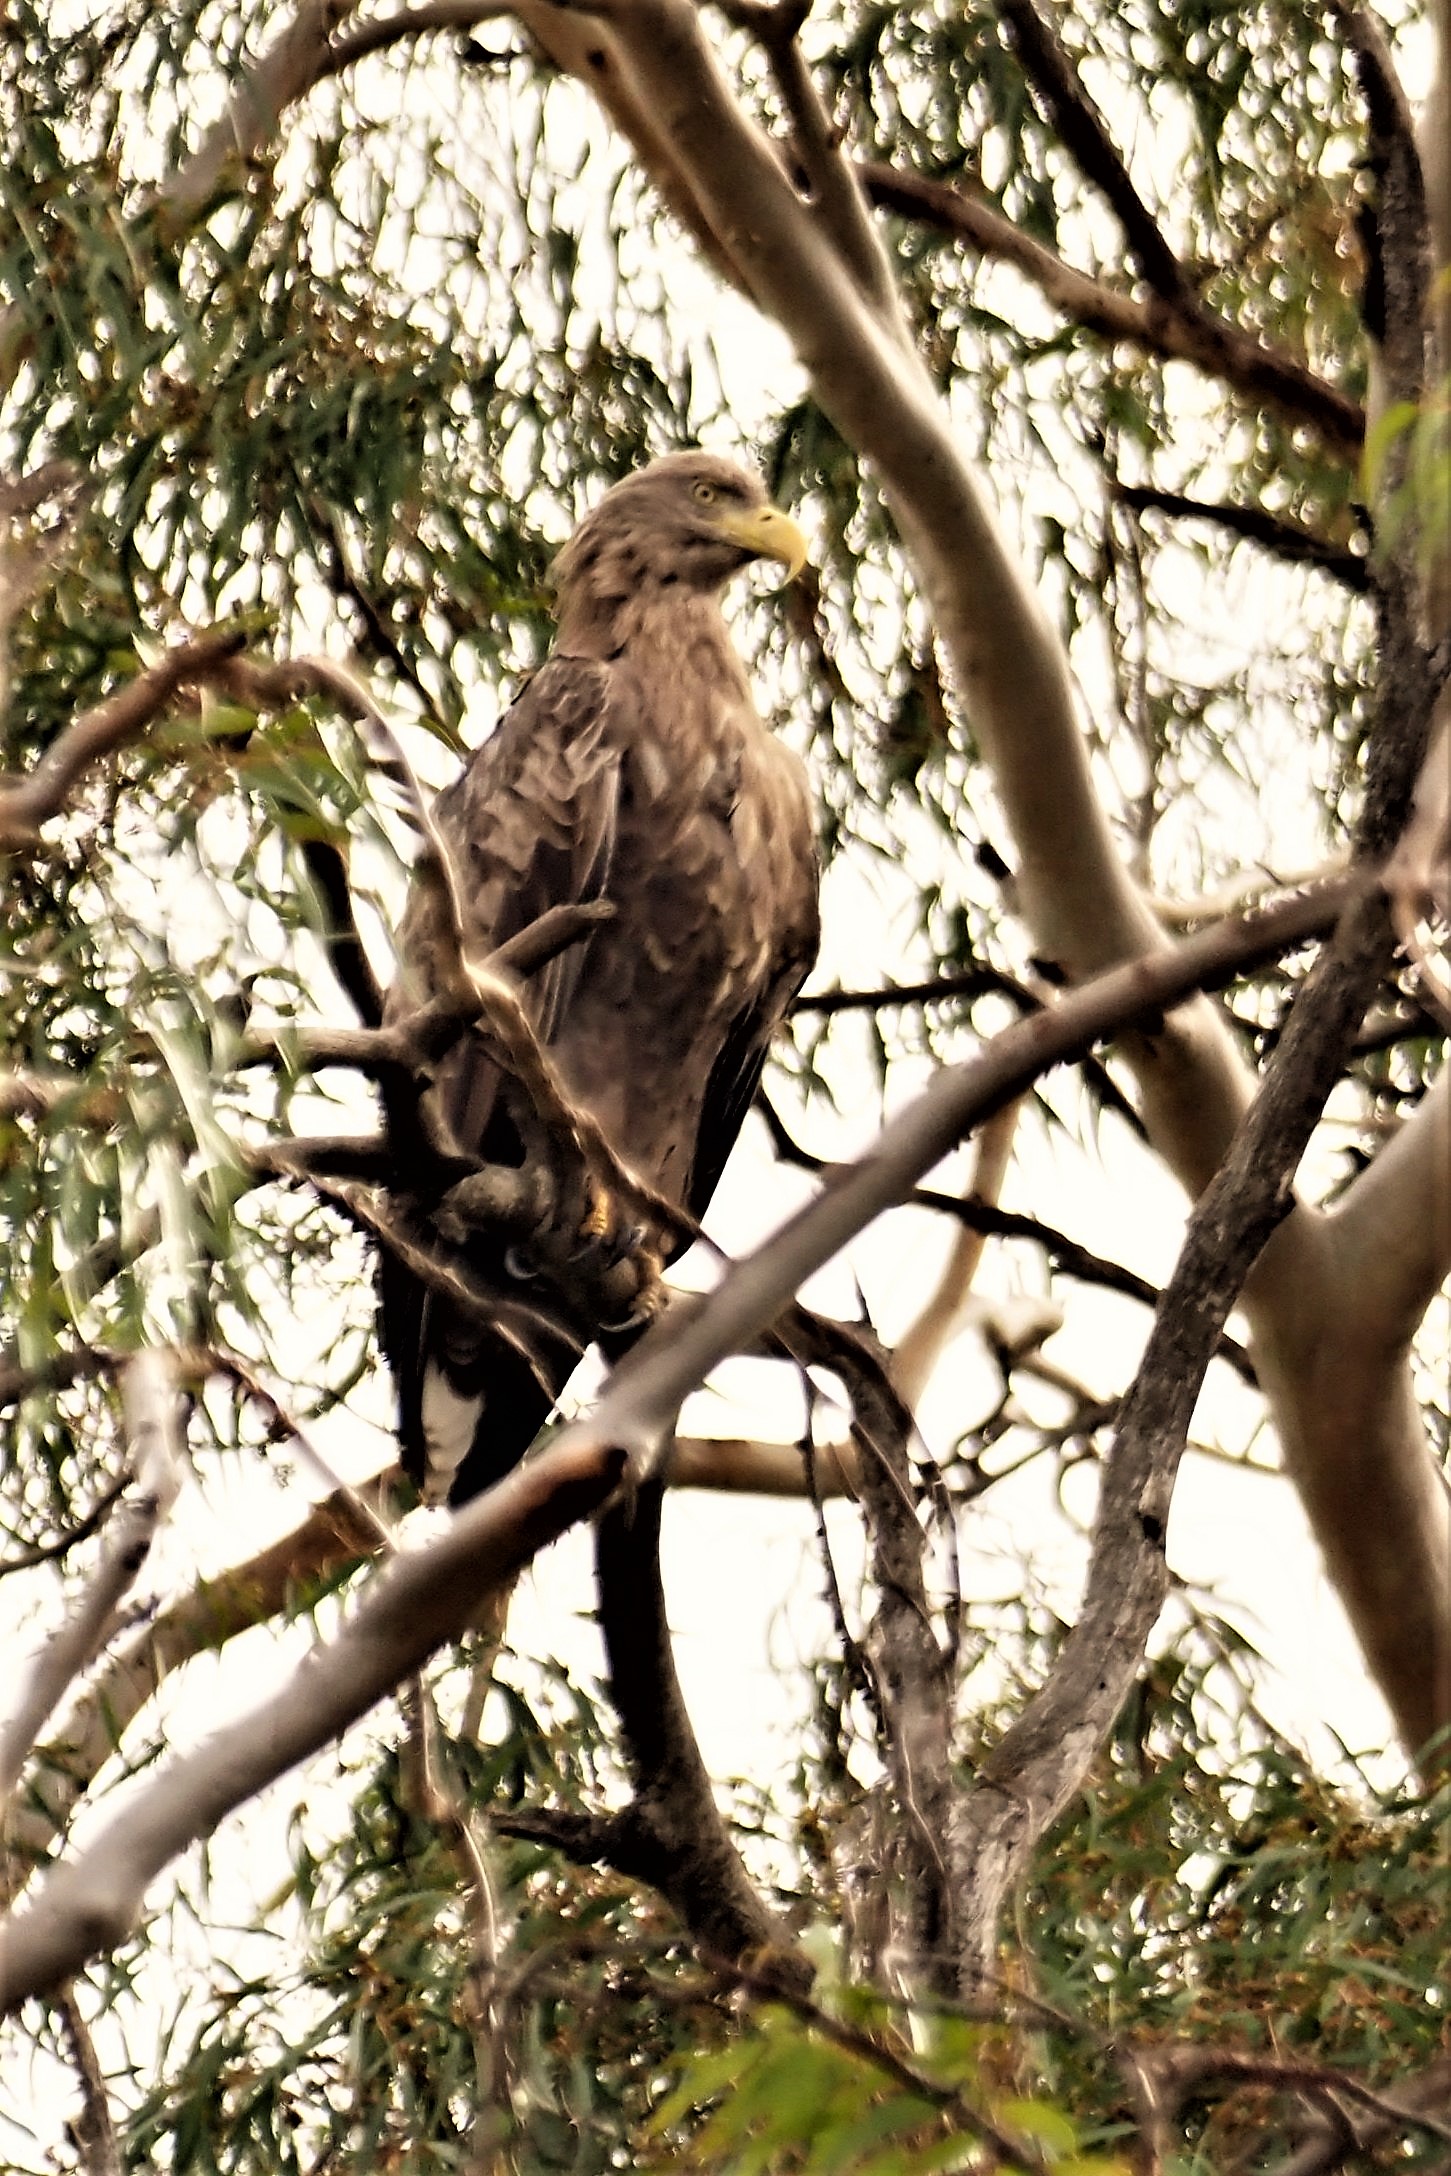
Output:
[{"xmin": 691, "ymin": 480, "xmax": 718, "ymax": 505}]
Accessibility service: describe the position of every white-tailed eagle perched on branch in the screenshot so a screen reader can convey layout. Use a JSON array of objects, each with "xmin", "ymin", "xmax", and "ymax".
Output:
[{"xmin": 381, "ymin": 452, "xmax": 820, "ymax": 1506}]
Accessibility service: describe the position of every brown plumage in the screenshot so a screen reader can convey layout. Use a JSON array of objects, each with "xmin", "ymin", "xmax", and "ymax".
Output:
[{"xmin": 381, "ymin": 452, "xmax": 820, "ymax": 1505}]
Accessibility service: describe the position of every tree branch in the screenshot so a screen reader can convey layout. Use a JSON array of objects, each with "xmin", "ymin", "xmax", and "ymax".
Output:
[
  {"xmin": 0, "ymin": 1354, "xmax": 181, "ymax": 1808},
  {"xmin": 0, "ymin": 629, "xmax": 247, "ymax": 848},
  {"xmin": 724, "ymin": 0, "xmax": 901, "ymax": 325},
  {"xmin": 0, "ymin": 1437, "xmax": 628, "ymax": 2009},
  {"xmin": 893, "ymin": 1099, "xmax": 1019, "ymax": 1410},
  {"xmin": 595, "ymin": 1483, "xmax": 810, "ymax": 1985},
  {"xmin": 297, "ymin": 836, "xmax": 386, "ymax": 1029},
  {"xmin": 856, "ymin": 161, "xmax": 1366, "ymax": 460},
  {"xmin": 1, "ymin": 1468, "xmax": 404, "ymax": 1905},
  {"xmin": 993, "ymin": 0, "xmax": 1191, "ymax": 305},
  {"xmin": 537, "ymin": 873, "xmax": 1364, "ymax": 1481},
  {"xmin": 1329, "ymin": 1065, "xmax": 1451, "ymax": 1348},
  {"xmin": 54, "ymin": 1983, "xmax": 120, "ymax": 2176},
  {"xmin": 1112, "ymin": 482, "xmax": 1370, "ymax": 592}
]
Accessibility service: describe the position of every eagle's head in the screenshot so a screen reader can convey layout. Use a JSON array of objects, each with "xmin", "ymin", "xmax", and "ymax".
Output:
[{"xmin": 551, "ymin": 452, "xmax": 808, "ymax": 618}]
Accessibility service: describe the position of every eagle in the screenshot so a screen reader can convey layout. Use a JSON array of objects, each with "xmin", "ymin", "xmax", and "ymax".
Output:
[{"xmin": 381, "ymin": 452, "xmax": 821, "ymax": 1506}]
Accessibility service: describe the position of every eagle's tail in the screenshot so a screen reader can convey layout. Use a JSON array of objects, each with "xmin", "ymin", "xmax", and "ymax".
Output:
[{"xmin": 380, "ymin": 1257, "xmax": 583, "ymax": 1506}]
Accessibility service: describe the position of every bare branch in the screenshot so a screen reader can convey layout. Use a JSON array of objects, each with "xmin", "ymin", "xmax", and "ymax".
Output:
[
  {"xmin": 2, "ymin": 1469, "xmax": 403, "ymax": 1905},
  {"xmin": 1275, "ymin": 2054, "xmax": 1451, "ymax": 2176},
  {"xmin": 0, "ymin": 1437, "xmax": 627, "ymax": 2009},
  {"xmin": 945, "ymin": 459, "xmax": 1449, "ymax": 1974},
  {"xmin": 994, "ymin": 0, "xmax": 1190, "ymax": 303},
  {"xmin": 724, "ymin": 0, "xmax": 901, "ymax": 324},
  {"xmin": 1327, "ymin": 1065, "xmax": 1451, "ymax": 1348},
  {"xmin": 297, "ymin": 836, "xmax": 386, "ymax": 1029},
  {"xmin": 595, "ymin": 1483, "xmax": 810, "ymax": 1984},
  {"xmin": 160, "ymin": 1, "xmax": 503, "ymax": 229},
  {"xmin": 0, "ymin": 629, "xmax": 247, "ymax": 849},
  {"xmin": 1113, "ymin": 482, "xmax": 1370, "ymax": 593},
  {"xmin": 0, "ymin": 1353, "xmax": 181, "ymax": 1807},
  {"xmin": 667, "ymin": 1433, "xmax": 860, "ymax": 1495},
  {"xmin": 857, "ymin": 161, "xmax": 1366, "ymax": 460},
  {"xmin": 54, "ymin": 1984, "xmax": 120, "ymax": 2176}
]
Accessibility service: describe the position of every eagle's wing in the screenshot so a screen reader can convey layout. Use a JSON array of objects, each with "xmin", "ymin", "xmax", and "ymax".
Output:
[
  {"xmin": 382, "ymin": 656, "xmax": 624, "ymax": 1503},
  {"xmin": 685, "ymin": 927, "xmax": 816, "ymax": 1224},
  {"xmin": 402, "ymin": 655, "xmax": 622, "ymax": 1158}
]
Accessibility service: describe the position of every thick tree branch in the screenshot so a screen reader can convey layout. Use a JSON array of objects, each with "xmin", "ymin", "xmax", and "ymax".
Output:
[
  {"xmin": 784, "ymin": 1313, "xmax": 959, "ymax": 1998},
  {"xmin": 1329, "ymin": 1065, "xmax": 1451, "ymax": 1348},
  {"xmin": 595, "ymin": 1483, "xmax": 810, "ymax": 1985},
  {"xmin": 951, "ymin": 888, "xmax": 1433, "ymax": 1981}
]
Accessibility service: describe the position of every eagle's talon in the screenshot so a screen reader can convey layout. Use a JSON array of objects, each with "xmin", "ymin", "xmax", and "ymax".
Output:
[
  {"xmin": 579, "ymin": 1181, "xmax": 613, "ymax": 1243},
  {"xmin": 504, "ymin": 1245, "xmax": 541, "ymax": 1281}
]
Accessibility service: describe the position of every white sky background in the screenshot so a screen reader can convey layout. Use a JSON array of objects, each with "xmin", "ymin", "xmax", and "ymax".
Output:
[{"xmin": 3, "ymin": 8, "xmax": 1445, "ymax": 2158}]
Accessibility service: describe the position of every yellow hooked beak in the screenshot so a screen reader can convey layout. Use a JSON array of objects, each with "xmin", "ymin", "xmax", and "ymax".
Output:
[{"xmin": 713, "ymin": 502, "xmax": 810, "ymax": 581}]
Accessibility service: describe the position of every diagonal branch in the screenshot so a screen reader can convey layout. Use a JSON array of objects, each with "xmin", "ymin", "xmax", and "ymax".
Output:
[
  {"xmin": 0, "ymin": 1354, "xmax": 182, "ymax": 1808},
  {"xmin": 1, "ymin": 1468, "xmax": 403, "ymax": 1906},
  {"xmin": 540, "ymin": 872, "xmax": 1367, "ymax": 1479},
  {"xmin": 0, "ymin": 629, "xmax": 246, "ymax": 848},
  {"xmin": 0, "ymin": 1438, "xmax": 628, "ymax": 2009},
  {"xmin": 994, "ymin": 0, "xmax": 1191, "ymax": 303},
  {"xmin": 857, "ymin": 161, "xmax": 1366, "ymax": 460},
  {"xmin": 721, "ymin": 0, "xmax": 902, "ymax": 325}
]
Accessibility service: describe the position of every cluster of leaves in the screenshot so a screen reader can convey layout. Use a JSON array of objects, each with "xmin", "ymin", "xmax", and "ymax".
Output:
[{"xmin": 47, "ymin": 1630, "xmax": 1439, "ymax": 2174}]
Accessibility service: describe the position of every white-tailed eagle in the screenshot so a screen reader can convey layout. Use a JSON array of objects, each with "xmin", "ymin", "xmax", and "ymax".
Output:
[{"xmin": 381, "ymin": 452, "xmax": 820, "ymax": 1505}]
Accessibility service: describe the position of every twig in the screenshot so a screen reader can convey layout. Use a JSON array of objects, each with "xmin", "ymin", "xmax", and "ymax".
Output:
[
  {"xmin": 0, "ymin": 1477, "xmax": 131, "ymax": 1581},
  {"xmin": 763, "ymin": 1097, "xmax": 1257, "ymax": 1382},
  {"xmin": 54, "ymin": 1983, "xmax": 120, "ymax": 2176},
  {"xmin": 894, "ymin": 1099, "xmax": 1019, "ymax": 1409},
  {"xmin": 397, "ymin": 1676, "xmax": 507, "ymax": 2123}
]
